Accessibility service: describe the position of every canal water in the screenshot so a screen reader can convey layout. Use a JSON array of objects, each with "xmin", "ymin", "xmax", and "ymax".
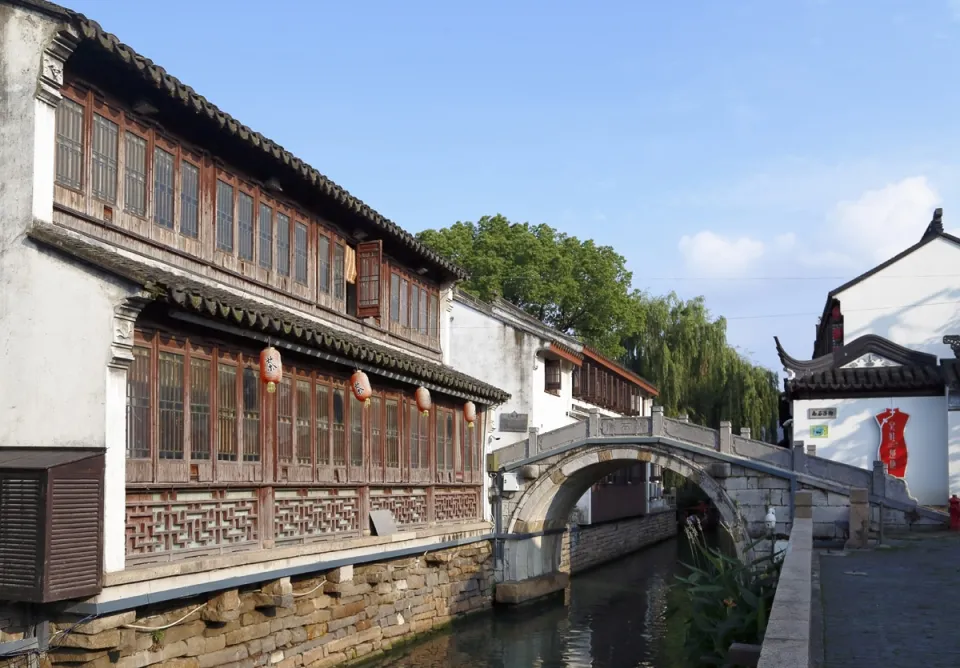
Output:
[{"xmin": 361, "ymin": 534, "xmax": 696, "ymax": 668}]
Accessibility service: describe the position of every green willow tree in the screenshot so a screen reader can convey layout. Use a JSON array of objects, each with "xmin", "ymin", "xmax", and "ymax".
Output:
[{"xmin": 418, "ymin": 215, "xmax": 780, "ymax": 441}]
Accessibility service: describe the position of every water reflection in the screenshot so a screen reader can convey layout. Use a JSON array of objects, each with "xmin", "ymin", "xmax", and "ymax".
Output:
[{"xmin": 362, "ymin": 536, "xmax": 691, "ymax": 668}]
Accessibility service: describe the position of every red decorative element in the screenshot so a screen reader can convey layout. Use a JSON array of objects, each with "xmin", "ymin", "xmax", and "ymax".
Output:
[
  {"xmin": 415, "ymin": 387, "xmax": 432, "ymax": 416},
  {"xmin": 463, "ymin": 401, "xmax": 477, "ymax": 428},
  {"xmin": 831, "ymin": 304, "xmax": 841, "ymax": 320},
  {"xmin": 950, "ymin": 495, "xmax": 960, "ymax": 532},
  {"xmin": 259, "ymin": 346, "xmax": 282, "ymax": 394},
  {"xmin": 350, "ymin": 370, "xmax": 372, "ymax": 405},
  {"xmin": 875, "ymin": 408, "xmax": 909, "ymax": 478},
  {"xmin": 831, "ymin": 325, "xmax": 843, "ymax": 341}
]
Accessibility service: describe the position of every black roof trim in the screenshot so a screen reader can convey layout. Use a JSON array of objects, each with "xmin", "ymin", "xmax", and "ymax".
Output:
[
  {"xmin": 775, "ymin": 334, "xmax": 938, "ymax": 377},
  {"xmin": 784, "ymin": 364, "xmax": 945, "ymax": 399}
]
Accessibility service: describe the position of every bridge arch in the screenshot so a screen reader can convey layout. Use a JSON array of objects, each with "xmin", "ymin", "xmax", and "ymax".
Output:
[{"xmin": 500, "ymin": 443, "xmax": 747, "ymax": 585}]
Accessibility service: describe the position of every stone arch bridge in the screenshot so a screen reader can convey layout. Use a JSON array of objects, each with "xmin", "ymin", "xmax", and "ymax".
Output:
[{"xmin": 487, "ymin": 406, "xmax": 947, "ymax": 604}]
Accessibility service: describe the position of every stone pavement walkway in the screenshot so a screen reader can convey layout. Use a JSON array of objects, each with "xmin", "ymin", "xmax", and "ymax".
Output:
[{"xmin": 818, "ymin": 531, "xmax": 960, "ymax": 667}]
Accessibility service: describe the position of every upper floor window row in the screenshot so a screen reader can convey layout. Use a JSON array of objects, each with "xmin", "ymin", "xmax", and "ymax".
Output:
[{"xmin": 53, "ymin": 89, "xmax": 443, "ymax": 348}]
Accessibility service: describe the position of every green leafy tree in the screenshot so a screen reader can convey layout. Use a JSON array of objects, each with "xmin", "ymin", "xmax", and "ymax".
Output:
[{"xmin": 419, "ymin": 215, "xmax": 780, "ymax": 440}]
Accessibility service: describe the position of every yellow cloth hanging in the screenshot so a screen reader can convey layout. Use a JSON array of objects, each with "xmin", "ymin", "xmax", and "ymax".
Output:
[{"xmin": 345, "ymin": 245, "xmax": 358, "ymax": 284}]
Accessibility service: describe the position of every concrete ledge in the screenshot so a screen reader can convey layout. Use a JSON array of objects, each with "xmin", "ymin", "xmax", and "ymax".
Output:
[
  {"xmin": 759, "ymin": 515, "xmax": 813, "ymax": 668},
  {"xmin": 495, "ymin": 572, "xmax": 569, "ymax": 605}
]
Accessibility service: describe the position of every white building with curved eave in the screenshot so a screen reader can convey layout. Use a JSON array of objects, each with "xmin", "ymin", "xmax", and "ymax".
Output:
[{"xmin": 775, "ymin": 208, "xmax": 960, "ymax": 506}]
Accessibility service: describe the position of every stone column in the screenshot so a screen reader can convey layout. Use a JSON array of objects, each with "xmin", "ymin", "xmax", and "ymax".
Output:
[
  {"xmin": 587, "ymin": 408, "xmax": 600, "ymax": 438},
  {"xmin": 678, "ymin": 414, "xmax": 689, "ymax": 423},
  {"xmin": 845, "ymin": 488, "xmax": 870, "ymax": 549},
  {"xmin": 871, "ymin": 461, "xmax": 887, "ymax": 499},
  {"xmin": 719, "ymin": 421, "xmax": 733, "ymax": 453},
  {"xmin": 792, "ymin": 441, "xmax": 806, "ymax": 473},
  {"xmin": 806, "ymin": 442, "xmax": 817, "ymax": 457},
  {"xmin": 740, "ymin": 427, "xmax": 751, "ymax": 440},
  {"xmin": 651, "ymin": 405, "xmax": 664, "ymax": 436},
  {"xmin": 526, "ymin": 427, "xmax": 540, "ymax": 458}
]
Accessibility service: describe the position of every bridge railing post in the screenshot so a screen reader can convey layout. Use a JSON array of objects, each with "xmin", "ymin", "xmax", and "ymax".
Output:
[
  {"xmin": 527, "ymin": 427, "xmax": 540, "ymax": 458},
  {"xmin": 678, "ymin": 414, "xmax": 689, "ymax": 423},
  {"xmin": 587, "ymin": 409, "xmax": 600, "ymax": 437},
  {"xmin": 791, "ymin": 440, "xmax": 806, "ymax": 472},
  {"xmin": 651, "ymin": 405, "xmax": 664, "ymax": 436},
  {"xmin": 719, "ymin": 421, "xmax": 732, "ymax": 453},
  {"xmin": 871, "ymin": 460, "xmax": 887, "ymax": 498},
  {"xmin": 740, "ymin": 426, "xmax": 751, "ymax": 440}
]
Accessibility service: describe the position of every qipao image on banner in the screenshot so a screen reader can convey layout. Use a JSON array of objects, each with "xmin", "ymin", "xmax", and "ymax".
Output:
[{"xmin": 875, "ymin": 408, "xmax": 909, "ymax": 478}]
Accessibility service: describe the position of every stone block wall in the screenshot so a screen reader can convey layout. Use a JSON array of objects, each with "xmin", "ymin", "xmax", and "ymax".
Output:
[
  {"xmin": 560, "ymin": 510, "xmax": 677, "ymax": 575},
  {"xmin": 21, "ymin": 542, "xmax": 492, "ymax": 668}
]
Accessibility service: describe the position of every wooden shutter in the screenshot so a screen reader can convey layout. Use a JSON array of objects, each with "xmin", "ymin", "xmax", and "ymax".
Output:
[{"xmin": 356, "ymin": 240, "xmax": 382, "ymax": 319}]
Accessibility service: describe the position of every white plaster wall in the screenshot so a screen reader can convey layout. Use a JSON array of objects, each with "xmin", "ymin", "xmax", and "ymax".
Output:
[
  {"xmin": 835, "ymin": 237, "xmax": 960, "ymax": 359},
  {"xmin": 949, "ymin": 410, "xmax": 960, "ymax": 498},
  {"xmin": 0, "ymin": 8, "xmax": 136, "ymax": 572},
  {"xmin": 794, "ymin": 396, "xmax": 948, "ymax": 506}
]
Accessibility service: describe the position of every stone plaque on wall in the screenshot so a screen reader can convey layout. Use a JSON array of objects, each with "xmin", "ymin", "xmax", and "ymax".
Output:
[
  {"xmin": 499, "ymin": 412, "xmax": 529, "ymax": 432},
  {"xmin": 807, "ymin": 407, "xmax": 837, "ymax": 420}
]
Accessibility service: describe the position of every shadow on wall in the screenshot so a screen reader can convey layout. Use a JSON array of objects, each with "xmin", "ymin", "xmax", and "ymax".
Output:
[{"xmin": 857, "ymin": 286, "xmax": 960, "ymax": 356}]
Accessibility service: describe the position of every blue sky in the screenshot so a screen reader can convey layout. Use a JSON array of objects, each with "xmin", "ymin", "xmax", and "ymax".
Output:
[{"xmin": 67, "ymin": 0, "xmax": 960, "ymax": 371}]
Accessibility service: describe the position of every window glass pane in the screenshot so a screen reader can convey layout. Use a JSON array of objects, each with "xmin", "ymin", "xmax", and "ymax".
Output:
[
  {"xmin": 190, "ymin": 357, "xmax": 211, "ymax": 460},
  {"xmin": 409, "ymin": 403, "xmax": 419, "ymax": 469},
  {"xmin": 158, "ymin": 351, "xmax": 184, "ymax": 459},
  {"xmin": 216, "ymin": 180, "xmax": 234, "ymax": 252},
  {"xmin": 399, "ymin": 279, "xmax": 409, "ymax": 328},
  {"xmin": 333, "ymin": 243, "xmax": 345, "ymax": 300},
  {"xmin": 296, "ymin": 379, "xmax": 312, "ymax": 463},
  {"xmin": 429, "ymin": 295, "xmax": 439, "ymax": 339},
  {"xmin": 419, "ymin": 288, "xmax": 428, "ymax": 335},
  {"xmin": 238, "ymin": 192, "xmax": 254, "ymax": 261},
  {"xmin": 92, "ymin": 114, "xmax": 118, "ymax": 202},
  {"xmin": 446, "ymin": 412, "xmax": 455, "ymax": 471},
  {"xmin": 419, "ymin": 412, "xmax": 429, "ymax": 469},
  {"xmin": 153, "ymin": 148, "xmax": 175, "ymax": 229},
  {"xmin": 55, "ymin": 98, "xmax": 83, "ymax": 188},
  {"xmin": 370, "ymin": 396, "xmax": 382, "ymax": 466},
  {"xmin": 332, "ymin": 388, "xmax": 346, "ymax": 466},
  {"xmin": 126, "ymin": 346, "xmax": 151, "ymax": 459},
  {"xmin": 180, "ymin": 162, "xmax": 200, "ymax": 238},
  {"xmin": 277, "ymin": 213, "xmax": 290, "ymax": 276},
  {"xmin": 411, "ymin": 287, "xmax": 420, "ymax": 332},
  {"xmin": 242, "ymin": 366, "xmax": 260, "ymax": 462},
  {"xmin": 316, "ymin": 384, "xmax": 330, "ymax": 466},
  {"xmin": 259, "ymin": 204, "xmax": 273, "ymax": 269},
  {"xmin": 390, "ymin": 274, "xmax": 400, "ymax": 322},
  {"xmin": 124, "ymin": 132, "xmax": 147, "ymax": 216},
  {"xmin": 217, "ymin": 363, "xmax": 237, "ymax": 461},
  {"xmin": 295, "ymin": 222, "xmax": 308, "ymax": 284},
  {"xmin": 350, "ymin": 394, "xmax": 363, "ymax": 466},
  {"xmin": 386, "ymin": 399, "xmax": 399, "ymax": 468},
  {"xmin": 317, "ymin": 236, "xmax": 330, "ymax": 294},
  {"xmin": 436, "ymin": 411, "xmax": 445, "ymax": 470},
  {"xmin": 277, "ymin": 376, "xmax": 293, "ymax": 463}
]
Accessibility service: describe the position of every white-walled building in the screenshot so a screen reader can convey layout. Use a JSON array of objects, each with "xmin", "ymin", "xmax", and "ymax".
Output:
[
  {"xmin": 776, "ymin": 208, "xmax": 960, "ymax": 506},
  {"xmin": 446, "ymin": 290, "xmax": 662, "ymax": 524}
]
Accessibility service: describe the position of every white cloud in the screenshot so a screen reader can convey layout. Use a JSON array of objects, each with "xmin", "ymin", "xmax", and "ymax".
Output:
[
  {"xmin": 829, "ymin": 176, "xmax": 942, "ymax": 264},
  {"xmin": 676, "ymin": 175, "xmax": 955, "ymax": 279},
  {"xmin": 677, "ymin": 231, "xmax": 766, "ymax": 278}
]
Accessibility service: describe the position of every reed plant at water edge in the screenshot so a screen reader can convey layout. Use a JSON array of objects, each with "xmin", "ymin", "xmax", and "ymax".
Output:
[{"xmin": 669, "ymin": 516, "xmax": 782, "ymax": 666}]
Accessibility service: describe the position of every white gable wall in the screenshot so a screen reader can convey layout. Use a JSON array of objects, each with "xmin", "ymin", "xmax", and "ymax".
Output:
[
  {"xmin": 835, "ymin": 237, "xmax": 960, "ymax": 359},
  {"xmin": 794, "ymin": 395, "xmax": 948, "ymax": 506}
]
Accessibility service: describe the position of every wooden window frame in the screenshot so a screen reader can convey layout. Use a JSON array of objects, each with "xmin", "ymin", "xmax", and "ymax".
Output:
[
  {"xmin": 317, "ymin": 231, "xmax": 331, "ymax": 297},
  {"xmin": 121, "ymin": 121, "xmax": 151, "ymax": 220},
  {"xmin": 214, "ymin": 170, "xmax": 238, "ymax": 255},
  {"xmin": 387, "ymin": 265, "xmax": 441, "ymax": 348},
  {"xmin": 151, "ymin": 136, "xmax": 177, "ymax": 232},
  {"xmin": 258, "ymin": 199, "xmax": 274, "ymax": 271},
  {"xmin": 178, "ymin": 150, "xmax": 202, "ymax": 242},
  {"xmin": 54, "ymin": 95, "xmax": 86, "ymax": 193},
  {"xmin": 544, "ymin": 358, "xmax": 562, "ymax": 394},
  {"xmin": 89, "ymin": 97, "xmax": 122, "ymax": 210},
  {"xmin": 356, "ymin": 240, "xmax": 382, "ymax": 319},
  {"xmin": 293, "ymin": 217, "xmax": 310, "ymax": 287},
  {"xmin": 275, "ymin": 205, "xmax": 294, "ymax": 279},
  {"xmin": 235, "ymin": 181, "xmax": 258, "ymax": 265}
]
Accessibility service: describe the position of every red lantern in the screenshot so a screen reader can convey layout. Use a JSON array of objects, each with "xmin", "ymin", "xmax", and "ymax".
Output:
[
  {"xmin": 415, "ymin": 387, "xmax": 432, "ymax": 416},
  {"xmin": 350, "ymin": 370, "xmax": 372, "ymax": 405},
  {"xmin": 259, "ymin": 346, "xmax": 282, "ymax": 394},
  {"xmin": 463, "ymin": 401, "xmax": 476, "ymax": 428}
]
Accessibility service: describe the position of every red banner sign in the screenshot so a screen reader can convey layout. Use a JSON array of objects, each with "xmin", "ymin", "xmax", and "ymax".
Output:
[{"xmin": 875, "ymin": 408, "xmax": 909, "ymax": 478}]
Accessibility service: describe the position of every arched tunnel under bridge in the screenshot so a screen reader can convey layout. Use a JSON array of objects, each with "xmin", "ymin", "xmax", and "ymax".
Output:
[{"xmin": 492, "ymin": 444, "xmax": 747, "ymax": 604}]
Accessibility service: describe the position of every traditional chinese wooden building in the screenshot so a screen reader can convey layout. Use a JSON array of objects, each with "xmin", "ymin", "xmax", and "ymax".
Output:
[{"xmin": 0, "ymin": 0, "xmax": 508, "ymax": 640}]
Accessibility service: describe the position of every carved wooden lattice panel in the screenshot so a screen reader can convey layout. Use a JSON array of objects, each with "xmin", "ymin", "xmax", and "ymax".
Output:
[
  {"xmin": 126, "ymin": 489, "xmax": 259, "ymax": 561},
  {"xmin": 369, "ymin": 488, "xmax": 428, "ymax": 527},
  {"xmin": 274, "ymin": 488, "xmax": 360, "ymax": 545},
  {"xmin": 434, "ymin": 488, "xmax": 480, "ymax": 522}
]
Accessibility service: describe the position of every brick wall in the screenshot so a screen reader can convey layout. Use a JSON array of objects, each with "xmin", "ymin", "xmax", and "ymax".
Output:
[
  {"xmin": 23, "ymin": 542, "xmax": 492, "ymax": 668},
  {"xmin": 560, "ymin": 510, "xmax": 677, "ymax": 575}
]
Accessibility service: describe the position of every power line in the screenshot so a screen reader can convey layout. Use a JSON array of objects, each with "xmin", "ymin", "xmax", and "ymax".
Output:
[
  {"xmin": 636, "ymin": 274, "xmax": 960, "ymax": 282},
  {"xmin": 445, "ymin": 298, "xmax": 960, "ymax": 327}
]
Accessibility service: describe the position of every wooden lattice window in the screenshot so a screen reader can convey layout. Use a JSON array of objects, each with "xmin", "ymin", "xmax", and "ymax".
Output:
[{"xmin": 545, "ymin": 359, "xmax": 561, "ymax": 393}]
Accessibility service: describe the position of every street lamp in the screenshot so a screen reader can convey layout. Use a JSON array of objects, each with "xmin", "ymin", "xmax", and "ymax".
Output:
[{"xmin": 764, "ymin": 507, "xmax": 777, "ymax": 561}]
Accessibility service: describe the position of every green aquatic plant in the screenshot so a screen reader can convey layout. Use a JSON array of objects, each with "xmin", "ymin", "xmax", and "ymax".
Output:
[{"xmin": 669, "ymin": 517, "xmax": 781, "ymax": 666}]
